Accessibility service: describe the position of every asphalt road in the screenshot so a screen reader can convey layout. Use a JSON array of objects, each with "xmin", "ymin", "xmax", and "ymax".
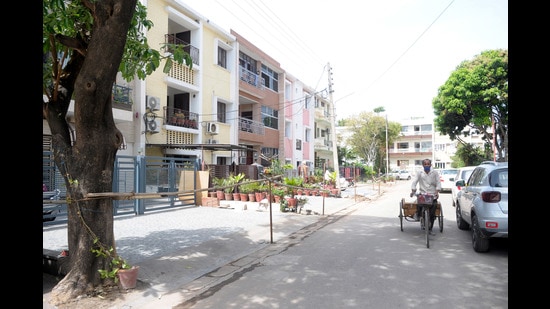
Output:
[{"xmin": 174, "ymin": 180, "xmax": 508, "ymax": 308}]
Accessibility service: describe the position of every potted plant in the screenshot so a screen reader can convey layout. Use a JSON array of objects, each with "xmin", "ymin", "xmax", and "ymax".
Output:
[
  {"xmin": 283, "ymin": 177, "xmax": 303, "ymax": 208},
  {"xmin": 296, "ymin": 196, "xmax": 309, "ymax": 213},
  {"xmin": 271, "ymin": 186, "xmax": 285, "ymax": 203},
  {"xmin": 212, "ymin": 177, "xmax": 225, "ymax": 200},
  {"xmin": 239, "ymin": 181, "xmax": 256, "ymax": 202},
  {"xmin": 238, "ymin": 180, "xmax": 251, "ymax": 201},
  {"xmin": 269, "ymin": 159, "xmax": 294, "ymax": 176},
  {"xmin": 91, "ymin": 240, "xmax": 139, "ymax": 289},
  {"xmin": 223, "ymin": 178, "xmax": 234, "ymax": 200},
  {"xmin": 255, "ymin": 181, "xmax": 267, "ymax": 202},
  {"xmin": 230, "ymin": 173, "xmax": 246, "ymax": 200}
]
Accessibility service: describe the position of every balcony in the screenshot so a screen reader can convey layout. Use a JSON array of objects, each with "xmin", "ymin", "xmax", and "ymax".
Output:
[
  {"xmin": 314, "ymin": 138, "xmax": 332, "ymax": 150},
  {"xmin": 239, "ymin": 67, "xmax": 263, "ymax": 88},
  {"xmin": 238, "ymin": 117, "xmax": 265, "ymax": 135},
  {"xmin": 164, "ymin": 106, "xmax": 199, "ymax": 130},
  {"xmin": 112, "ymin": 84, "xmax": 132, "ymax": 111},
  {"xmin": 165, "ymin": 34, "xmax": 200, "ymax": 66}
]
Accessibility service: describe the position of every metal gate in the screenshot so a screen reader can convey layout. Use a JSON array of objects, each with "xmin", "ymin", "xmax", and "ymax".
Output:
[{"xmin": 43, "ymin": 153, "xmax": 198, "ymax": 226}]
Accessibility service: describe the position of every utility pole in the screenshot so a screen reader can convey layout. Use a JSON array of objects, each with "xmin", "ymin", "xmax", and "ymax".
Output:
[
  {"xmin": 328, "ymin": 63, "xmax": 341, "ymax": 193},
  {"xmin": 385, "ymin": 114, "xmax": 389, "ymax": 175}
]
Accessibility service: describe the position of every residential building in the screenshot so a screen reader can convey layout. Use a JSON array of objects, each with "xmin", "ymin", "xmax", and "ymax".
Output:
[
  {"xmin": 141, "ymin": 1, "xmax": 240, "ymax": 164},
  {"xmin": 389, "ymin": 116, "xmax": 487, "ymax": 171},
  {"xmin": 43, "ymin": 0, "xmax": 335, "ymax": 178},
  {"xmin": 316, "ymin": 94, "xmax": 336, "ymax": 169},
  {"xmin": 233, "ymin": 30, "xmax": 283, "ymax": 166},
  {"xmin": 389, "ymin": 116, "xmax": 434, "ymax": 173},
  {"xmin": 282, "ymin": 73, "xmax": 316, "ymax": 174}
]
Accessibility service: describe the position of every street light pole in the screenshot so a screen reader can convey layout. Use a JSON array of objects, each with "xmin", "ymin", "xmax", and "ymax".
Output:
[{"xmin": 385, "ymin": 114, "xmax": 389, "ymax": 175}]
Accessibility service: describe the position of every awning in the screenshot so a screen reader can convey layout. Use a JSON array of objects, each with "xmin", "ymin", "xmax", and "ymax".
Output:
[{"xmin": 159, "ymin": 144, "xmax": 257, "ymax": 152}]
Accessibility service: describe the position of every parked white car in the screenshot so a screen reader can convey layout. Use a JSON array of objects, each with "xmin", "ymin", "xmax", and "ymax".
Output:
[
  {"xmin": 435, "ymin": 168, "xmax": 458, "ymax": 192},
  {"xmin": 396, "ymin": 170, "xmax": 412, "ymax": 180},
  {"xmin": 451, "ymin": 166, "xmax": 477, "ymax": 206},
  {"xmin": 455, "ymin": 161, "xmax": 508, "ymax": 252}
]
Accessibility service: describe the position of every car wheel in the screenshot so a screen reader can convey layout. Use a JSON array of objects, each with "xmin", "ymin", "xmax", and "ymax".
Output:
[
  {"xmin": 407, "ymin": 176, "xmax": 411, "ymax": 180},
  {"xmin": 456, "ymin": 203, "xmax": 469, "ymax": 230},
  {"xmin": 471, "ymin": 213, "xmax": 490, "ymax": 252}
]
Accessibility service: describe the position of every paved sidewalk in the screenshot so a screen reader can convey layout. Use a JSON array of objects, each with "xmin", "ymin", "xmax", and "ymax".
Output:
[{"xmin": 43, "ymin": 183, "xmax": 390, "ymax": 308}]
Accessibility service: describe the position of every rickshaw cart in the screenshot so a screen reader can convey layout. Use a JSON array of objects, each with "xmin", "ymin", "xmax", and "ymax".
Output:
[{"xmin": 399, "ymin": 194, "xmax": 444, "ymax": 248}]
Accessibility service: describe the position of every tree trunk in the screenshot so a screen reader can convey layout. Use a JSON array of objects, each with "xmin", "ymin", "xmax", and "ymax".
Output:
[{"xmin": 47, "ymin": 0, "xmax": 138, "ymax": 305}]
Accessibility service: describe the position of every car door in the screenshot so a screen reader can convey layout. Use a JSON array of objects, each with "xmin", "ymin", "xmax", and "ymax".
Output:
[{"xmin": 458, "ymin": 167, "xmax": 485, "ymax": 223}]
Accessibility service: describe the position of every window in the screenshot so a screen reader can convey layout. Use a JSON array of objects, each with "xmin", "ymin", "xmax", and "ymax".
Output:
[
  {"xmin": 397, "ymin": 142, "xmax": 409, "ymax": 150},
  {"xmin": 421, "ymin": 124, "xmax": 432, "ymax": 132},
  {"xmin": 261, "ymin": 105, "xmax": 278, "ymax": 129},
  {"xmin": 305, "ymin": 95, "xmax": 311, "ymax": 109},
  {"xmin": 215, "ymin": 39, "xmax": 232, "ymax": 70},
  {"xmin": 296, "ymin": 139, "xmax": 302, "ymax": 150},
  {"xmin": 217, "ymin": 46, "xmax": 227, "ymax": 68},
  {"xmin": 285, "ymin": 82, "xmax": 291, "ymax": 101},
  {"xmin": 239, "ymin": 51, "xmax": 257, "ymax": 72},
  {"xmin": 305, "ymin": 128, "xmax": 311, "ymax": 142},
  {"xmin": 285, "ymin": 121, "xmax": 291, "ymax": 138},
  {"xmin": 217, "ymin": 101, "xmax": 226, "ymax": 123},
  {"xmin": 239, "ymin": 52, "xmax": 259, "ymax": 86},
  {"xmin": 420, "ymin": 141, "xmax": 432, "ymax": 152},
  {"xmin": 261, "ymin": 64, "xmax": 278, "ymax": 92}
]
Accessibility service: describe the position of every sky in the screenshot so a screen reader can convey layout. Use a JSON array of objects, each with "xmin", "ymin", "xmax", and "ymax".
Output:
[{"xmin": 181, "ymin": 0, "xmax": 508, "ymax": 122}]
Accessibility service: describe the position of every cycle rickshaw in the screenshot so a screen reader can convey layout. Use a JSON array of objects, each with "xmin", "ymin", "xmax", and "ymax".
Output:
[{"xmin": 399, "ymin": 193, "xmax": 443, "ymax": 248}]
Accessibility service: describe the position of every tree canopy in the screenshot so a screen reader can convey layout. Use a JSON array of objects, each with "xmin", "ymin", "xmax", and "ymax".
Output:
[
  {"xmin": 342, "ymin": 110, "xmax": 401, "ymax": 174},
  {"xmin": 432, "ymin": 49, "xmax": 508, "ymax": 162}
]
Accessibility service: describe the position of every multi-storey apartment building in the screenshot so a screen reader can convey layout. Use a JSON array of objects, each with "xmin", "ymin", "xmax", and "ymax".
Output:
[
  {"xmin": 43, "ymin": 0, "xmax": 336, "ymax": 176},
  {"xmin": 389, "ymin": 116, "xmax": 434, "ymax": 173},
  {"xmin": 282, "ymin": 73, "xmax": 316, "ymax": 173},
  {"xmin": 233, "ymin": 30, "xmax": 283, "ymax": 166},
  {"xmin": 141, "ymin": 1, "xmax": 240, "ymax": 164},
  {"xmin": 314, "ymin": 92, "xmax": 335, "ymax": 170}
]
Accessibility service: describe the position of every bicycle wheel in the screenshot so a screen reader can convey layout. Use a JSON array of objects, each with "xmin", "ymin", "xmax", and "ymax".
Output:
[
  {"xmin": 424, "ymin": 207, "xmax": 430, "ymax": 248},
  {"xmin": 399, "ymin": 199, "xmax": 404, "ymax": 232},
  {"xmin": 438, "ymin": 203, "xmax": 444, "ymax": 233}
]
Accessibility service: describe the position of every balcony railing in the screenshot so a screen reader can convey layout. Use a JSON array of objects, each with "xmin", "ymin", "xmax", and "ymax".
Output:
[
  {"xmin": 112, "ymin": 84, "xmax": 132, "ymax": 110},
  {"xmin": 390, "ymin": 147, "xmax": 433, "ymax": 154},
  {"xmin": 238, "ymin": 117, "xmax": 265, "ymax": 135},
  {"xmin": 314, "ymin": 138, "xmax": 332, "ymax": 149},
  {"xmin": 164, "ymin": 106, "xmax": 199, "ymax": 130},
  {"xmin": 239, "ymin": 66, "xmax": 263, "ymax": 88},
  {"xmin": 165, "ymin": 34, "xmax": 200, "ymax": 66}
]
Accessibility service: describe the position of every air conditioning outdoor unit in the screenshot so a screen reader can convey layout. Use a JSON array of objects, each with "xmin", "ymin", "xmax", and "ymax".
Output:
[
  {"xmin": 146, "ymin": 96, "xmax": 160, "ymax": 111},
  {"xmin": 147, "ymin": 119, "xmax": 160, "ymax": 133},
  {"xmin": 207, "ymin": 139, "xmax": 218, "ymax": 144},
  {"xmin": 206, "ymin": 122, "xmax": 219, "ymax": 134}
]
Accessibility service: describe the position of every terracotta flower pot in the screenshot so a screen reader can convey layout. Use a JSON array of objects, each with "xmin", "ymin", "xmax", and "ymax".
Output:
[
  {"xmin": 117, "ymin": 266, "xmax": 139, "ymax": 289},
  {"xmin": 287, "ymin": 197, "xmax": 297, "ymax": 207},
  {"xmin": 248, "ymin": 193, "xmax": 256, "ymax": 202},
  {"xmin": 233, "ymin": 193, "xmax": 240, "ymax": 201}
]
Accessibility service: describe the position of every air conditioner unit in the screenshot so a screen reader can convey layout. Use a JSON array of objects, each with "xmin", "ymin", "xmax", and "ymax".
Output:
[
  {"xmin": 206, "ymin": 122, "xmax": 219, "ymax": 134},
  {"xmin": 207, "ymin": 139, "xmax": 218, "ymax": 144},
  {"xmin": 146, "ymin": 96, "xmax": 160, "ymax": 111},
  {"xmin": 147, "ymin": 119, "xmax": 160, "ymax": 133}
]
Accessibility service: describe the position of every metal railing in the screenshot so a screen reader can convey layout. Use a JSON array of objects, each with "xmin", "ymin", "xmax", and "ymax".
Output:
[
  {"xmin": 43, "ymin": 153, "xmax": 198, "ymax": 226},
  {"xmin": 238, "ymin": 117, "xmax": 265, "ymax": 135},
  {"xmin": 165, "ymin": 34, "xmax": 200, "ymax": 66},
  {"xmin": 164, "ymin": 106, "xmax": 199, "ymax": 129}
]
